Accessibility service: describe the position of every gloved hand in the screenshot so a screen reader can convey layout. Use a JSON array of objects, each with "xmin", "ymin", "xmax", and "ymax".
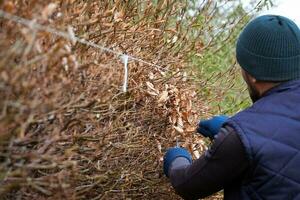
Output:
[
  {"xmin": 197, "ymin": 115, "xmax": 229, "ymax": 139},
  {"xmin": 163, "ymin": 147, "xmax": 192, "ymax": 178}
]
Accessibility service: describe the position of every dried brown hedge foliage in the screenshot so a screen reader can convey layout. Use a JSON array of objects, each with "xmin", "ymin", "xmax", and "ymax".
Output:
[{"xmin": 0, "ymin": 0, "xmax": 250, "ymax": 199}]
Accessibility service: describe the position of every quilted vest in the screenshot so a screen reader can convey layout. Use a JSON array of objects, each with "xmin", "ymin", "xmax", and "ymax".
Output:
[{"xmin": 224, "ymin": 79, "xmax": 300, "ymax": 200}]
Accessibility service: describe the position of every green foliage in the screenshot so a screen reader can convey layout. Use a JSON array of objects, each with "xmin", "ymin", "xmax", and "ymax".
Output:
[{"xmin": 188, "ymin": 2, "xmax": 259, "ymax": 116}]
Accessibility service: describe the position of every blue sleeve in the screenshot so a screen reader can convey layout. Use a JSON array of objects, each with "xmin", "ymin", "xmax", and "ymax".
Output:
[{"xmin": 168, "ymin": 126, "xmax": 250, "ymax": 200}]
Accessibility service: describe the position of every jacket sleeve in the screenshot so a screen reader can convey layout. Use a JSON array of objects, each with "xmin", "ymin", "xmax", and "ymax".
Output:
[{"xmin": 169, "ymin": 125, "xmax": 250, "ymax": 200}]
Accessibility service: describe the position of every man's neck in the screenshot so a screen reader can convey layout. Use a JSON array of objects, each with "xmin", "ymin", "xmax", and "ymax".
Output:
[{"xmin": 258, "ymin": 82, "xmax": 281, "ymax": 97}]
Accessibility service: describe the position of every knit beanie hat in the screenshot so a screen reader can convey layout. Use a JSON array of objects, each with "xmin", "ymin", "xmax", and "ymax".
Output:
[{"xmin": 236, "ymin": 15, "xmax": 300, "ymax": 81}]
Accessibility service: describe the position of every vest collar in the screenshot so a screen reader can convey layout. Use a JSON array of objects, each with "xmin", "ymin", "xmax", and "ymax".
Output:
[{"xmin": 262, "ymin": 79, "xmax": 300, "ymax": 98}]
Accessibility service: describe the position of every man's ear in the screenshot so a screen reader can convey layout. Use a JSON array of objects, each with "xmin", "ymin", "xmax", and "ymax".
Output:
[
  {"xmin": 245, "ymin": 71, "xmax": 257, "ymax": 84},
  {"xmin": 250, "ymin": 76, "xmax": 257, "ymax": 83}
]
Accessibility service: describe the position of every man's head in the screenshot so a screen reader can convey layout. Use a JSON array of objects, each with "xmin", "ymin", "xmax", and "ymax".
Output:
[{"xmin": 236, "ymin": 15, "xmax": 300, "ymax": 102}]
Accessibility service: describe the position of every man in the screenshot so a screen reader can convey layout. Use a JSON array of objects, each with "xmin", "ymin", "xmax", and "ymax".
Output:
[{"xmin": 163, "ymin": 15, "xmax": 300, "ymax": 199}]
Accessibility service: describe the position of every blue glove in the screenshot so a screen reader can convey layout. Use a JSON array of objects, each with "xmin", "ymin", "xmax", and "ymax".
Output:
[
  {"xmin": 197, "ymin": 115, "xmax": 229, "ymax": 139},
  {"xmin": 163, "ymin": 147, "xmax": 192, "ymax": 178}
]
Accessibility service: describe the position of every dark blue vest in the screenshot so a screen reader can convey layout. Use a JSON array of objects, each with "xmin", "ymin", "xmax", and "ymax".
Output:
[{"xmin": 224, "ymin": 79, "xmax": 300, "ymax": 200}]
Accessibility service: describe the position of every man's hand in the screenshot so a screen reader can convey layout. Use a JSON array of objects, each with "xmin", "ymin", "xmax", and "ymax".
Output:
[
  {"xmin": 197, "ymin": 115, "xmax": 229, "ymax": 139},
  {"xmin": 163, "ymin": 147, "xmax": 192, "ymax": 178}
]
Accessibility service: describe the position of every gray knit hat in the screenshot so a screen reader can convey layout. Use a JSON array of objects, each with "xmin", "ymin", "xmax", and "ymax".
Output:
[{"xmin": 236, "ymin": 15, "xmax": 300, "ymax": 81}]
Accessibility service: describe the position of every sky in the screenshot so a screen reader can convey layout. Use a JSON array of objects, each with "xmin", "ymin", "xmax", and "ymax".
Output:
[
  {"xmin": 244, "ymin": 0, "xmax": 300, "ymax": 27},
  {"xmin": 190, "ymin": 0, "xmax": 300, "ymax": 27}
]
